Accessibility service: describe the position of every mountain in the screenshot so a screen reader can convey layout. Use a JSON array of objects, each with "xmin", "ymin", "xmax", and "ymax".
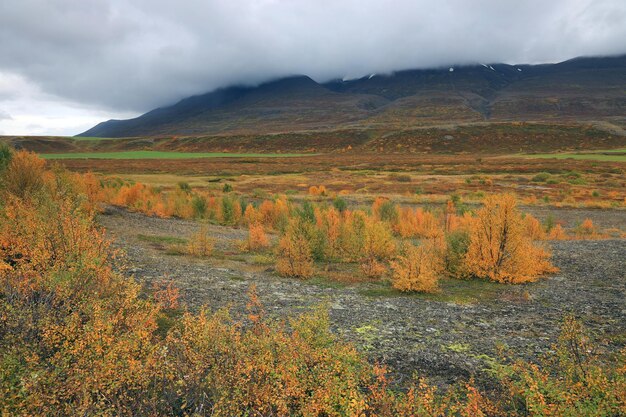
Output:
[{"xmin": 79, "ymin": 55, "xmax": 626, "ymax": 138}]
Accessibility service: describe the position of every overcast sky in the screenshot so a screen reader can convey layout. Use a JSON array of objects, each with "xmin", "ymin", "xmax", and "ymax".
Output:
[{"xmin": 1, "ymin": 0, "xmax": 625, "ymax": 136}]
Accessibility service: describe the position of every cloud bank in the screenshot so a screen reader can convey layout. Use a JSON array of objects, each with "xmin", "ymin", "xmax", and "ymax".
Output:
[{"xmin": 1, "ymin": 0, "xmax": 625, "ymax": 134}]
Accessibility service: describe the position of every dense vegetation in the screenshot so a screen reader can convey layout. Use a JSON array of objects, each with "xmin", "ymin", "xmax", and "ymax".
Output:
[{"xmin": 0, "ymin": 148, "xmax": 624, "ymax": 416}]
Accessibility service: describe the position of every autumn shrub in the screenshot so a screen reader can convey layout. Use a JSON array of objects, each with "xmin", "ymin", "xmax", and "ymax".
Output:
[
  {"xmin": 0, "ymin": 166, "xmax": 163, "ymax": 415},
  {"xmin": 462, "ymin": 194, "xmax": 557, "ymax": 283},
  {"xmin": 167, "ymin": 189, "xmax": 194, "ymax": 218},
  {"xmin": 244, "ymin": 222, "xmax": 270, "ymax": 251},
  {"xmin": 276, "ymin": 218, "xmax": 314, "ymax": 278},
  {"xmin": 524, "ymin": 213, "xmax": 546, "ymax": 240},
  {"xmin": 2, "ymin": 149, "xmax": 46, "ymax": 199},
  {"xmin": 548, "ymin": 223, "xmax": 568, "ymax": 240},
  {"xmin": 162, "ymin": 297, "xmax": 376, "ymax": 416},
  {"xmin": 338, "ymin": 209, "xmax": 367, "ymax": 261},
  {"xmin": 243, "ymin": 202, "xmax": 259, "ymax": 225},
  {"xmin": 495, "ymin": 316, "xmax": 626, "ymax": 416},
  {"xmin": 308, "ymin": 185, "xmax": 327, "ymax": 196},
  {"xmin": 258, "ymin": 197, "xmax": 291, "ymax": 230},
  {"xmin": 391, "ymin": 241, "xmax": 443, "ymax": 293},
  {"xmin": 372, "ymin": 197, "xmax": 398, "ymax": 223},
  {"xmin": 360, "ymin": 217, "xmax": 396, "ymax": 277},
  {"xmin": 187, "ymin": 225, "xmax": 215, "ymax": 257},
  {"xmin": 315, "ymin": 207, "xmax": 342, "ymax": 264},
  {"xmin": 395, "ymin": 206, "xmax": 443, "ymax": 238},
  {"xmin": 576, "ymin": 218, "xmax": 598, "ymax": 239}
]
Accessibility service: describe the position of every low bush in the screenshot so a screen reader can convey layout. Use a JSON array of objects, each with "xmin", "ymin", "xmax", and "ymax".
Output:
[
  {"xmin": 187, "ymin": 225, "xmax": 215, "ymax": 257},
  {"xmin": 276, "ymin": 219, "xmax": 314, "ymax": 278}
]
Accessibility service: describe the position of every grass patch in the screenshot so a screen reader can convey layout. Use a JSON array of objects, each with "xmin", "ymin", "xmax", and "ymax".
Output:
[
  {"xmin": 40, "ymin": 151, "xmax": 313, "ymax": 160},
  {"xmin": 307, "ymin": 275, "xmax": 351, "ymax": 289},
  {"xmin": 137, "ymin": 234, "xmax": 188, "ymax": 245},
  {"xmin": 359, "ymin": 277, "xmax": 506, "ymax": 304}
]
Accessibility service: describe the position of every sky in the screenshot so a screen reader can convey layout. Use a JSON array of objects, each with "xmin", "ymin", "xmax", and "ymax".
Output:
[{"xmin": 1, "ymin": 0, "xmax": 625, "ymax": 136}]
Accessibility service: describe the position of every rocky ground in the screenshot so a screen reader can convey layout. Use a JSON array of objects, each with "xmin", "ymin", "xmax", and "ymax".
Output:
[{"xmin": 98, "ymin": 206, "xmax": 626, "ymax": 388}]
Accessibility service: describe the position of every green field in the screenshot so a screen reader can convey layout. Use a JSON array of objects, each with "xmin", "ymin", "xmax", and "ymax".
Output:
[{"xmin": 40, "ymin": 151, "xmax": 311, "ymax": 159}]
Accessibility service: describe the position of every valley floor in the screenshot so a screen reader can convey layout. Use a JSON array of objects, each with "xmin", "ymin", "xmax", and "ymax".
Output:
[{"xmin": 99, "ymin": 206, "xmax": 626, "ymax": 388}]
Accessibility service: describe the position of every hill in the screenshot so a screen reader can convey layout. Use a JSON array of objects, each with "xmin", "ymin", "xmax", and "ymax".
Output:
[{"xmin": 78, "ymin": 55, "xmax": 625, "ymax": 138}]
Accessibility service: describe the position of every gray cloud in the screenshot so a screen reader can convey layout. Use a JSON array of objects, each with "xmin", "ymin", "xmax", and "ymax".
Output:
[
  {"xmin": 1, "ymin": 0, "xmax": 625, "ymax": 113},
  {"xmin": 0, "ymin": 110, "xmax": 12, "ymax": 121}
]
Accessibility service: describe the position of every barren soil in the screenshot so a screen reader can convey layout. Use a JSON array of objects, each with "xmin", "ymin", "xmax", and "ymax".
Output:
[{"xmin": 99, "ymin": 207, "xmax": 626, "ymax": 388}]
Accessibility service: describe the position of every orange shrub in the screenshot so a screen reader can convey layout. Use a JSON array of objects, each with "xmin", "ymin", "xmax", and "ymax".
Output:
[
  {"xmin": 245, "ymin": 223, "xmax": 270, "ymax": 251},
  {"xmin": 463, "ymin": 194, "xmax": 557, "ymax": 283},
  {"xmin": 576, "ymin": 218, "xmax": 597, "ymax": 239},
  {"xmin": 391, "ymin": 241, "xmax": 443, "ymax": 293},
  {"xmin": 524, "ymin": 214, "xmax": 546, "ymax": 240},
  {"xmin": 548, "ymin": 224, "xmax": 568, "ymax": 240},
  {"xmin": 112, "ymin": 183, "xmax": 146, "ymax": 207},
  {"xmin": 244, "ymin": 203, "xmax": 260, "ymax": 225},
  {"xmin": 308, "ymin": 185, "xmax": 327, "ymax": 196},
  {"xmin": 2, "ymin": 150, "xmax": 46, "ymax": 198},
  {"xmin": 73, "ymin": 171, "xmax": 104, "ymax": 213},
  {"xmin": 395, "ymin": 206, "xmax": 443, "ymax": 238},
  {"xmin": 259, "ymin": 199, "xmax": 277, "ymax": 227}
]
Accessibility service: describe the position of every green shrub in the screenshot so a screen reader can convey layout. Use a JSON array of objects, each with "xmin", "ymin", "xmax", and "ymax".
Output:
[
  {"xmin": 531, "ymin": 172, "xmax": 551, "ymax": 182},
  {"xmin": 296, "ymin": 200, "xmax": 316, "ymax": 224},
  {"xmin": 445, "ymin": 230, "xmax": 470, "ymax": 277},
  {"xmin": 378, "ymin": 200, "xmax": 398, "ymax": 223},
  {"xmin": 0, "ymin": 143, "xmax": 11, "ymax": 174},
  {"xmin": 191, "ymin": 195, "xmax": 207, "ymax": 218},
  {"xmin": 333, "ymin": 197, "xmax": 348, "ymax": 212},
  {"xmin": 221, "ymin": 195, "xmax": 236, "ymax": 224}
]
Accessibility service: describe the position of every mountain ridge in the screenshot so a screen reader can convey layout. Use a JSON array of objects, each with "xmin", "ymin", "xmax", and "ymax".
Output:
[{"xmin": 78, "ymin": 55, "xmax": 626, "ymax": 138}]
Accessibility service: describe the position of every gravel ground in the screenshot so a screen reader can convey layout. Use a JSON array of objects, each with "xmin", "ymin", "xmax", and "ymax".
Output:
[{"xmin": 98, "ymin": 207, "xmax": 626, "ymax": 388}]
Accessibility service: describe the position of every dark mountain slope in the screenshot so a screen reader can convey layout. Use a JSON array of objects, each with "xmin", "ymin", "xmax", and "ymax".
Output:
[{"xmin": 79, "ymin": 55, "xmax": 626, "ymax": 138}]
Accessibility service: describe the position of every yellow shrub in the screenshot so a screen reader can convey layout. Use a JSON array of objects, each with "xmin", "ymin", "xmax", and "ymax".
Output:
[
  {"xmin": 524, "ymin": 214, "xmax": 546, "ymax": 240},
  {"xmin": 187, "ymin": 225, "xmax": 215, "ymax": 257},
  {"xmin": 276, "ymin": 220, "xmax": 313, "ymax": 278},
  {"xmin": 360, "ymin": 217, "xmax": 396, "ymax": 278},
  {"xmin": 391, "ymin": 241, "xmax": 443, "ymax": 293},
  {"xmin": 463, "ymin": 194, "xmax": 557, "ymax": 283}
]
